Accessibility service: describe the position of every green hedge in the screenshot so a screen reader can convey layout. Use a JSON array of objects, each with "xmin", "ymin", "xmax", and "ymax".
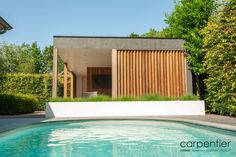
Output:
[
  {"xmin": 0, "ymin": 93, "xmax": 38, "ymax": 115},
  {"xmin": 201, "ymin": 0, "xmax": 236, "ymax": 116},
  {"xmin": 0, "ymin": 74, "xmax": 63, "ymax": 110}
]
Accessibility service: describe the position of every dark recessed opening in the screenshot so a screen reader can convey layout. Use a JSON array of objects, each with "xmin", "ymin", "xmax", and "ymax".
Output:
[{"xmin": 92, "ymin": 74, "xmax": 111, "ymax": 89}]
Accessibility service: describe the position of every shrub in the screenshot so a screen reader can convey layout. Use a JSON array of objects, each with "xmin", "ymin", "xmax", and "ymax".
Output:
[
  {"xmin": 201, "ymin": 0, "xmax": 236, "ymax": 116},
  {"xmin": 0, "ymin": 93, "xmax": 38, "ymax": 115},
  {"xmin": 0, "ymin": 73, "xmax": 63, "ymax": 110}
]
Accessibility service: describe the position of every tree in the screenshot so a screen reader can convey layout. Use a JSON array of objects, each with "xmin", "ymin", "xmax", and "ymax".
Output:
[
  {"xmin": 164, "ymin": 0, "xmax": 217, "ymax": 98},
  {"xmin": 0, "ymin": 42, "xmax": 63, "ymax": 74},
  {"xmin": 129, "ymin": 28, "xmax": 173, "ymax": 38},
  {"xmin": 41, "ymin": 46, "xmax": 53, "ymax": 73},
  {"xmin": 30, "ymin": 42, "xmax": 43, "ymax": 73},
  {"xmin": 141, "ymin": 28, "xmax": 160, "ymax": 37},
  {"xmin": 129, "ymin": 32, "xmax": 140, "ymax": 38},
  {"xmin": 201, "ymin": 0, "xmax": 236, "ymax": 116},
  {"xmin": 41, "ymin": 45, "xmax": 63, "ymax": 73},
  {"xmin": 0, "ymin": 42, "xmax": 20, "ymax": 73},
  {"xmin": 17, "ymin": 43, "xmax": 36, "ymax": 73}
]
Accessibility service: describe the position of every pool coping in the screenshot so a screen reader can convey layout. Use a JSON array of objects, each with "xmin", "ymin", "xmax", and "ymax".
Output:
[
  {"xmin": 41, "ymin": 116, "xmax": 236, "ymax": 132},
  {"xmin": 0, "ymin": 114, "xmax": 236, "ymax": 133}
]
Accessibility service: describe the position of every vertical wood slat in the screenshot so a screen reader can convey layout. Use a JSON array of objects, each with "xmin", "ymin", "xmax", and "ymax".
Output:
[
  {"xmin": 129, "ymin": 51, "xmax": 133, "ymax": 96},
  {"xmin": 135, "ymin": 51, "xmax": 139, "ymax": 97},
  {"xmin": 117, "ymin": 51, "xmax": 121, "ymax": 97},
  {"xmin": 175, "ymin": 51, "xmax": 179, "ymax": 97},
  {"xmin": 63, "ymin": 63, "xmax": 68, "ymax": 97},
  {"xmin": 142, "ymin": 51, "xmax": 145, "ymax": 96},
  {"xmin": 139, "ymin": 51, "xmax": 142, "ymax": 96},
  {"xmin": 117, "ymin": 50, "xmax": 187, "ymax": 97},
  {"xmin": 157, "ymin": 51, "xmax": 161, "ymax": 95},
  {"xmin": 178, "ymin": 51, "xmax": 182, "ymax": 96},
  {"xmin": 167, "ymin": 51, "xmax": 170, "ymax": 96},
  {"xmin": 126, "ymin": 51, "xmax": 129, "ymax": 96},
  {"xmin": 182, "ymin": 52, "xmax": 187, "ymax": 95},
  {"xmin": 123, "ymin": 51, "xmax": 127, "ymax": 96},
  {"xmin": 169, "ymin": 52, "xmax": 173, "ymax": 97},
  {"xmin": 148, "ymin": 51, "xmax": 152, "ymax": 95},
  {"xmin": 151, "ymin": 51, "xmax": 155, "ymax": 95},
  {"xmin": 145, "ymin": 51, "xmax": 148, "ymax": 95},
  {"xmin": 173, "ymin": 51, "xmax": 177, "ymax": 97},
  {"xmin": 133, "ymin": 51, "xmax": 136, "ymax": 96},
  {"xmin": 160, "ymin": 51, "xmax": 164, "ymax": 96},
  {"xmin": 154, "ymin": 51, "xmax": 157, "ymax": 94},
  {"xmin": 120, "ymin": 51, "xmax": 123, "ymax": 96},
  {"xmin": 163, "ymin": 51, "xmax": 167, "ymax": 96}
]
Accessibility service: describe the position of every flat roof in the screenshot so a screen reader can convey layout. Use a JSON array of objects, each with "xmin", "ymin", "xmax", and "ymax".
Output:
[
  {"xmin": 54, "ymin": 35, "xmax": 183, "ymax": 40},
  {"xmin": 54, "ymin": 36, "xmax": 184, "ymax": 50}
]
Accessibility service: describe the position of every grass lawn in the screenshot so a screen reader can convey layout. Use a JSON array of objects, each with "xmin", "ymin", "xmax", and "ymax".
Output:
[{"xmin": 49, "ymin": 94, "xmax": 199, "ymax": 102}]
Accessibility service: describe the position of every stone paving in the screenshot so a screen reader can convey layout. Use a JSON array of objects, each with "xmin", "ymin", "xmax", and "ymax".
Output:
[{"xmin": 0, "ymin": 112, "xmax": 235, "ymax": 132}]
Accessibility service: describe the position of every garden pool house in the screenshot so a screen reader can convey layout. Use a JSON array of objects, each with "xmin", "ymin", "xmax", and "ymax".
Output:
[{"xmin": 52, "ymin": 36, "xmax": 193, "ymax": 98}]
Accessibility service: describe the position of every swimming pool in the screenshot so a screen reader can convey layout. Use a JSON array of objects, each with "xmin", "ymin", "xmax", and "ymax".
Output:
[{"xmin": 0, "ymin": 120, "xmax": 235, "ymax": 157}]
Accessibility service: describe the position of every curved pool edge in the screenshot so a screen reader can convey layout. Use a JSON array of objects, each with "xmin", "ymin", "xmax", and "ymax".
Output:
[
  {"xmin": 0, "ymin": 116, "xmax": 236, "ymax": 134},
  {"xmin": 41, "ymin": 116, "xmax": 236, "ymax": 132}
]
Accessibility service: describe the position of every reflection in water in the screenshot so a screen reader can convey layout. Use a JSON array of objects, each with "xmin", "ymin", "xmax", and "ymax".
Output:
[{"xmin": 0, "ymin": 120, "xmax": 235, "ymax": 157}]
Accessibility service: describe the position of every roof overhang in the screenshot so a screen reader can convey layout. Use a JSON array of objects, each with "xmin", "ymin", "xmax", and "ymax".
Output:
[
  {"xmin": 0, "ymin": 16, "xmax": 13, "ymax": 35},
  {"xmin": 54, "ymin": 36, "xmax": 184, "ymax": 50}
]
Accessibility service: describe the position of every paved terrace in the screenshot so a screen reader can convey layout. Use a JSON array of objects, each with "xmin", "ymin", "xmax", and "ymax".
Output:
[{"xmin": 0, "ymin": 112, "xmax": 236, "ymax": 132}]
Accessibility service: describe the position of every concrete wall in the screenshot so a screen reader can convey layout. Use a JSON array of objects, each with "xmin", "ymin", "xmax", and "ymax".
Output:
[
  {"xmin": 46, "ymin": 101, "xmax": 205, "ymax": 118},
  {"xmin": 54, "ymin": 37, "xmax": 184, "ymax": 50}
]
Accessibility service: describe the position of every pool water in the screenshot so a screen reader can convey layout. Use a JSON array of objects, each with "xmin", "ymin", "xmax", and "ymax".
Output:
[{"xmin": 0, "ymin": 120, "xmax": 235, "ymax": 157}]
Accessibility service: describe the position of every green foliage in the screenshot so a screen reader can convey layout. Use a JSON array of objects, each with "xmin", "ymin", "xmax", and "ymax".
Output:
[
  {"xmin": 141, "ymin": 95, "xmax": 176, "ymax": 101},
  {"xmin": 129, "ymin": 32, "xmax": 140, "ymax": 38},
  {"xmin": 0, "ymin": 93, "xmax": 38, "ymax": 115},
  {"xmin": 49, "ymin": 95, "xmax": 111, "ymax": 102},
  {"xmin": 0, "ymin": 42, "xmax": 63, "ymax": 74},
  {"xmin": 201, "ymin": 0, "xmax": 236, "ymax": 116},
  {"xmin": 0, "ymin": 74, "xmax": 63, "ymax": 110},
  {"xmin": 114, "ymin": 96, "xmax": 138, "ymax": 101},
  {"xmin": 129, "ymin": 0, "xmax": 217, "ymax": 77},
  {"xmin": 179, "ymin": 94, "xmax": 199, "ymax": 101},
  {"xmin": 140, "ymin": 28, "xmax": 161, "ymax": 37},
  {"xmin": 129, "ymin": 28, "xmax": 173, "ymax": 38},
  {"xmin": 50, "ymin": 94, "xmax": 199, "ymax": 102},
  {"xmin": 165, "ymin": 0, "xmax": 217, "ymax": 75},
  {"xmin": 41, "ymin": 45, "xmax": 64, "ymax": 73}
]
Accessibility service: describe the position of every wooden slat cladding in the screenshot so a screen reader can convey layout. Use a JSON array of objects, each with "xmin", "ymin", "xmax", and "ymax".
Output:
[{"xmin": 117, "ymin": 50, "xmax": 187, "ymax": 97}]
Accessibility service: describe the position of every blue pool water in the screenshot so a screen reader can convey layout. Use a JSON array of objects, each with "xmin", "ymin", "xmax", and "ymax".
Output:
[{"xmin": 0, "ymin": 120, "xmax": 235, "ymax": 157}]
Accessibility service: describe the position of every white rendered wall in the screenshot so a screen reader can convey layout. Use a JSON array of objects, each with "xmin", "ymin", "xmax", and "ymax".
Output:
[{"xmin": 46, "ymin": 101, "xmax": 205, "ymax": 118}]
